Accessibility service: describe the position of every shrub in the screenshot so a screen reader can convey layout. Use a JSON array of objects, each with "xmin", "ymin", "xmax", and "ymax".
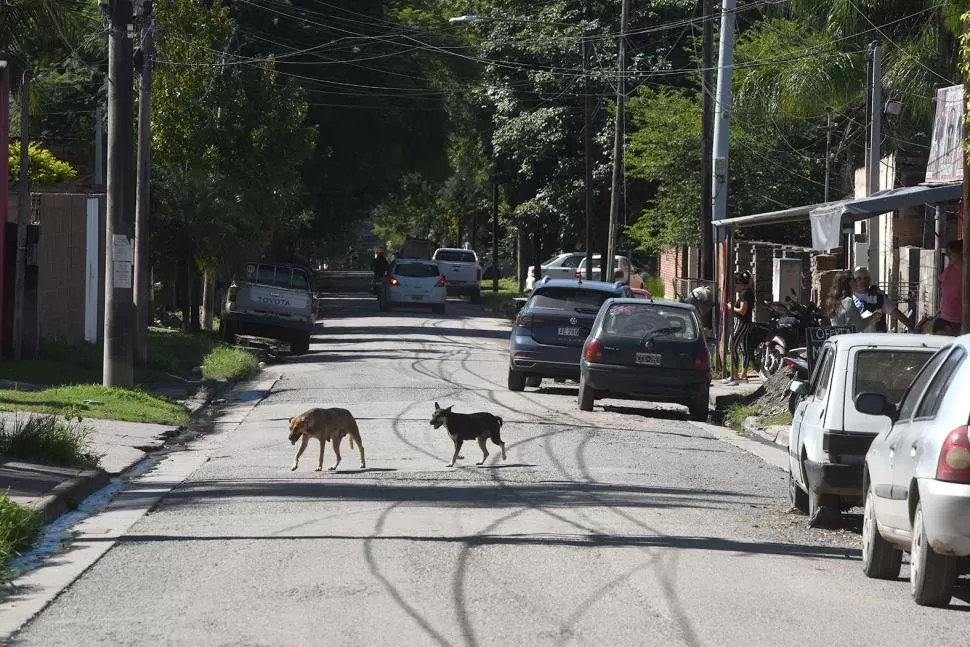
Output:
[
  {"xmin": 201, "ymin": 346, "xmax": 260, "ymax": 381},
  {"xmin": 0, "ymin": 415, "xmax": 101, "ymax": 469}
]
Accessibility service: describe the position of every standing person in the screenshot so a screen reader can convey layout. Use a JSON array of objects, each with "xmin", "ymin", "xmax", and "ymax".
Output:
[
  {"xmin": 371, "ymin": 249, "xmax": 389, "ymax": 280},
  {"xmin": 724, "ymin": 270, "xmax": 754, "ymax": 385},
  {"xmin": 935, "ymin": 240, "xmax": 963, "ymax": 336},
  {"xmin": 825, "ymin": 271, "xmax": 865, "ymax": 330},
  {"xmin": 851, "ymin": 267, "xmax": 914, "ymax": 333}
]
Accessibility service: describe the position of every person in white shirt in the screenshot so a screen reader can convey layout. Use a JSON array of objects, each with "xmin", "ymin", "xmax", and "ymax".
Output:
[{"xmin": 851, "ymin": 266, "xmax": 914, "ymax": 333}]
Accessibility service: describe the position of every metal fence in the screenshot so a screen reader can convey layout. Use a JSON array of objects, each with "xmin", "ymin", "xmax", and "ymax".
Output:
[{"xmin": 672, "ymin": 277, "xmax": 716, "ymax": 300}]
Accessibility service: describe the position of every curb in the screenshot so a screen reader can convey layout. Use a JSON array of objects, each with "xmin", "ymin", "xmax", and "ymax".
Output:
[
  {"xmin": 742, "ymin": 416, "xmax": 790, "ymax": 448},
  {"xmin": 31, "ymin": 469, "xmax": 111, "ymax": 524}
]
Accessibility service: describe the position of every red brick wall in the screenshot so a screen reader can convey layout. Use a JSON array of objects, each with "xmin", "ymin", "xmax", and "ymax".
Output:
[
  {"xmin": 35, "ymin": 194, "xmax": 90, "ymax": 342},
  {"xmin": 659, "ymin": 247, "xmax": 686, "ymax": 298}
]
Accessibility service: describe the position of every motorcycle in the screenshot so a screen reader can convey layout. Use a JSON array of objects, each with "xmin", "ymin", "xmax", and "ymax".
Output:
[
  {"xmin": 758, "ymin": 290, "xmax": 824, "ymax": 380},
  {"xmin": 782, "ymin": 353, "xmax": 810, "ymax": 414}
]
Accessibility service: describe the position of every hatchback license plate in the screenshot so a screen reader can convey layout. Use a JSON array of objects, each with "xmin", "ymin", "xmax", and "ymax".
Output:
[
  {"xmin": 557, "ymin": 327, "xmax": 580, "ymax": 336},
  {"xmin": 636, "ymin": 352, "xmax": 662, "ymax": 366},
  {"xmin": 411, "ymin": 295, "xmax": 423, "ymax": 301}
]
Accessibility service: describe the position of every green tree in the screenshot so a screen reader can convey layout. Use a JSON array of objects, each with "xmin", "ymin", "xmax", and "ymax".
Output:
[{"xmin": 7, "ymin": 141, "xmax": 77, "ymax": 185}]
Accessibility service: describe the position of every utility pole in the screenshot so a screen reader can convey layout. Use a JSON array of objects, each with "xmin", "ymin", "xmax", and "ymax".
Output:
[
  {"xmin": 134, "ymin": 0, "xmax": 154, "ymax": 366},
  {"xmin": 95, "ymin": 105, "xmax": 104, "ymax": 186},
  {"xmin": 963, "ymin": 20, "xmax": 970, "ymax": 334},
  {"xmin": 0, "ymin": 62, "xmax": 8, "ymax": 358},
  {"xmin": 12, "ymin": 67, "xmax": 30, "ymax": 360},
  {"xmin": 491, "ymin": 174, "xmax": 499, "ymax": 293},
  {"xmin": 865, "ymin": 41, "xmax": 882, "ymax": 282},
  {"xmin": 824, "ymin": 111, "xmax": 833, "ymax": 203},
  {"xmin": 712, "ymin": 0, "xmax": 736, "ymax": 374},
  {"xmin": 700, "ymin": 0, "xmax": 714, "ymax": 282},
  {"xmin": 583, "ymin": 32, "xmax": 594, "ymax": 281},
  {"xmin": 606, "ymin": 0, "xmax": 630, "ymax": 285},
  {"xmin": 103, "ymin": 0, "xmax": 136, "ymax": 387}
]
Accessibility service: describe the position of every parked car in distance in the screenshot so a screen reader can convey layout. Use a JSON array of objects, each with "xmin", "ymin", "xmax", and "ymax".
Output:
[
  {"xmin": 787, "ymin": 333, "xmax": 948, "ymax": 519},
  {"xmin": 575, "ymin": 254, "xmax": 645, "ymax": 289},
  {"xmin": 508, "ymin": 278, "xmax": 632, "ymax": 391},
  {"xmin": 857, "ymin": 334, "xmax": 970, "ymax": 607},
  {"xmin": 220, "ymin": 261, "xmax": 316, "ymax": 354},
  {"xmin": 525, "ymin": 251, "xmax": 587, "ymax": 292},
  {"xmin": 432, "ymin": 248, "xmax": 481, "ymax": 302},
  {"xmin": 578, "ymin": 299, "xmax": 710, "ymax": 420},
  {"xmin": 378, "ymin": 259, "xmax": 447, "ymax": 314}
]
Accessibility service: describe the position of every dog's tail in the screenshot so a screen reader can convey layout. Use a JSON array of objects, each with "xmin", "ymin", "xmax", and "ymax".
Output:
[{"xmin": 495, "ymin": 416, "xmax": 503, "ymax": 428}]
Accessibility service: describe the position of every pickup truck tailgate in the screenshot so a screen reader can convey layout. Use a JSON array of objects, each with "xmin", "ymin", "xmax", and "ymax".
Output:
[{"xmin": 236, "ymin": 283, "xmax": 310, "ymax": 316}]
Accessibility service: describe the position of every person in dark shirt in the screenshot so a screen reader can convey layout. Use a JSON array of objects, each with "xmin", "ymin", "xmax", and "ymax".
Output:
[
  {"xmin": 371, "ymin": 249, "xmax": 390, "ymax": 279},
  {"xmin": 724, "ymin": 270, "xmax": 754, "ymax": 385}
]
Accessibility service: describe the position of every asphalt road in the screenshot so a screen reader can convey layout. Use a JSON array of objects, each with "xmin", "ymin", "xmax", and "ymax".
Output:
[{"xmin": 9, "ymin": 294, "xmax": 970, "ymax": 646}]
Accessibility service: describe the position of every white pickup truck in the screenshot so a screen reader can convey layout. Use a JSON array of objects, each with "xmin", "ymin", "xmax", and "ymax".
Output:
[
  {"xmin": 220, "ymin": 262, "xmax": 316, "ymax": 354},
  {"xmin": 432, "ymin": 248, "xmax": 482, "ymax": 303}
]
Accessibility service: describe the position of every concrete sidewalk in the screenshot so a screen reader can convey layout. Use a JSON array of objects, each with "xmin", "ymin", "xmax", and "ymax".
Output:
[{"xmin": 0, "ymin": 381, "xmax": 231, "ymax": 522}]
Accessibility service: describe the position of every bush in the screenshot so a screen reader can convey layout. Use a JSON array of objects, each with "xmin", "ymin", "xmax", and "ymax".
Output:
[
  {"xmin": 0, "ymin": 415, "xmax": 101, "ymax": 469},
  {"xmin": 201, "ymin": 346, "xmax": 260, "ymax": 381},
  {"xmin": 644, "ymin": 275, "xmax": 665, "ymax": 299},
  {"xmin": 0, "ymin": 495, "xmax": 42, "ymax": 577}
]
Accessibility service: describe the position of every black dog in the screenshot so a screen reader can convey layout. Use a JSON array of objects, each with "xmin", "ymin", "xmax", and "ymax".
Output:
[{"xmin": 429, "ymin": 402, "xmax": 507, "ymax": 467}]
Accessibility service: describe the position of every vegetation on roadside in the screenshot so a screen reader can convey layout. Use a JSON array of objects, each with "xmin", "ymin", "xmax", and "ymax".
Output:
[
  {"xmin": 725, "ymin": 404, "xmax": 760, "ymax": 430},
  {"xmin": 0, "ymin": 386, "xmax": 189, "ymax": 426},
  {"xmin": 0, "ymin": 495, "xmax": 42, "ymax": 580},
  {"xmin": 479, "ymin": 278, "xmax": 526, "ymax": 317},
  {"xmin": 201, "ymin": 347, "xmax": 260, "ymax": 382},
  {"xmin": 0, "ymin": 328, "xmax": 220, "ymax": 389},
  {"xmin": 0, "ymin": 414, "xmax": 101, "ymax": 469}
]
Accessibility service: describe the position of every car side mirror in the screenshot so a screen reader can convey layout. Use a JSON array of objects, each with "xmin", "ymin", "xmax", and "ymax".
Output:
[
  {"xmin": 789, "ymin": 380, "xmax": 810, "ymax": 397},
  {"xmin": 854, "ymin": 392, "xmax": 898, "ymax": 422}
]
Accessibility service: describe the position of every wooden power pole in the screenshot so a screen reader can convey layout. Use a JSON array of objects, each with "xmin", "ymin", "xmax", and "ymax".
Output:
[{"xmin": 134, "ymin": 0, "xmax": 155, "ymax": 365}]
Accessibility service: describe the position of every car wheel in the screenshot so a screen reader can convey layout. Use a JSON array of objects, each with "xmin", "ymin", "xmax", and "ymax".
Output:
[
  {"xmin": 525, "ymin": 376, "xmax": 542, "ymax": 388},
  {"xmin": 221, "ymin": 320, "xmax": 236, "ymax": 344},
  {"xmin": 788, "ymin": 470, "xmax": 809, "ymax": 515},
  {"xmin": 470, "ymin": 289, "xmax": 482, "ymax": 304},
  {"xmin": 432, "ymin": 304, "xmax": 445, "ymax": 315},
  {"xmin": 861, "ymin": 484, "xmax": 902, "ymax": 579},
  {"xmin": 508, "ymin": 368, "xmax": 526, "ymax": 392},
  {"xmin": 379, "ymin": 299, "xmax": 391, "ymax": 312},
  {"xmin": 578, "ymin": 376, "xmax": 595, "ymax": 411},
  {"xmin": 911, "ymin": 502, "xmax": 959, "ymax": 607},
  {"xmin": 290, "ymin": 334, "xmax": 311, "ymax": 355},
  {"xmin": 688, "ymin": 389, "xmax": 709, "ymax": 422}
]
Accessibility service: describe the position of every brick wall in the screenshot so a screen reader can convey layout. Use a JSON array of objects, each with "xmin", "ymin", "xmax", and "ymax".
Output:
[
  {"xmin": 36, "ymin": 194, "xmax": 89, "ymax": 342},
  {"xmin": 659, "ymin": 247, "xmax": 686, "ymax": 298}
]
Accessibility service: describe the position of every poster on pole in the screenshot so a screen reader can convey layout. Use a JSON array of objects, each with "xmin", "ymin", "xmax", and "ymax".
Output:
[
  {"xmin": 806, "ymin": 325, "xmax": 856, "ymax": 374},
  {"xmin": 926, "ymin": 85, "xmax": 964, "ymax": 184}
]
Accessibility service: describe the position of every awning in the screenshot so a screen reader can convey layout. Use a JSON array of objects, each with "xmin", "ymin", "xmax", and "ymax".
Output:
[
  {"xmin": 809, "ymin": 181, "xmax": 962, "ymax": 250},
  {"xmin": 711, "ymin": 202, "xmax": 833, "ymax": 229}
]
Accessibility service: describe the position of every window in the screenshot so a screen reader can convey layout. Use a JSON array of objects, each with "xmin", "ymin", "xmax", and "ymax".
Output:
[
  {"xmin": 811, "ymin": 347, "xmax": 835, "ymax": 399},
  {"xmin": 915, "ymin": 347, "xmax": 965, "ymax": 420},
  {"xmin": 896, "ymin": 349, "xmax": 948, "ymax": 422},
  {"xmin": 561, "ymin": 255, "xmax": 584, "ymax": 268},
  {"xmin": 602, "ymin": 304, "xmax": 698, "ymax": 341},
  {"xmin": 395, "ymin": 262, "xmax": 441, "ymax": 278},
  {"xmin": 290, "ymin": 269, "xmax": 310, "ymax": 291},
  {"xmin": 435, "ymin": 250, "xmax": 477, "ymax": 263},
  {"xmin": 854, "ymin": 349, "xmax": 937, "ymax": 410},
  {"xmin": 530, "ymin": 288, "xmax": 613, "ymax": 311}
]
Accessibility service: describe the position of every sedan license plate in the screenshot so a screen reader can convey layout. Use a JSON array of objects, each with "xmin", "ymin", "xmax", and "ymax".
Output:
[
  {"xmin": 635, "ymin": 352, "xmax": 662, "ymax": 366},
  {"xmin": 557, "ymin": 327, "xmax": 580, "ymax": 336},
  {"xmin": 411, "ymin": 295, "xmax": 423, "ymax": 301}
]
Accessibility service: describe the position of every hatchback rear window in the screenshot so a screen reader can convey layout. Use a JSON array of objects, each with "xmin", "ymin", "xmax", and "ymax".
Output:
[
  {"xmin": 603, "ymin": 304, "xmax": 698, "ymax": 341},
  {"xmin": 853, "ymin": 349, "xmax": 936, "ymax": 404},
  {"xmin": 436, "ymin": 250, "xmax": 477, "ymax": 263},
  {"xmin": 530, "ymin": 288, "xmax": 614, "ymax": 310},
  {"xmin": 395, "ymin": 263, "xmax": 440, "ymax": 278}
]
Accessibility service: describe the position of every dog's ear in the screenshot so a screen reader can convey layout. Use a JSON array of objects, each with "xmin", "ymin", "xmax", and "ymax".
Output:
[
  {"xmin": 434, "ymin": 402, "xmax": 440, "ymax": 410},
  {"xmin": 446, "ymin": 405, "xmax": 453, "ymax": 412},
  {"xmin": 288, "ymin": 416, "xmax": 294, "ymax": 425}
]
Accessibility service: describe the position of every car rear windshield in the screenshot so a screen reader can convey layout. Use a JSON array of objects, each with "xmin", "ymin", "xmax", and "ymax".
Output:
[
  {"xmin": 530, "ymin": 288, "xmax": 614, "ymax": 311},
  {"xmin": 853, "ymin": 349, "xmax": 936, "ymax": 403},
  {"xmin": 436, "ymin": 250, "xmax": 477, "ymax": 263},
  {"xmin": 246, "ymin": 264, "xmax": 310, "ymax": 290},
  {"xmin": 395, "ymin": 262, "xmax": 440, "ymax": 278},
  {"xmin": 602, "ymin": 304, "xmax": 698, "ymax": 341}
]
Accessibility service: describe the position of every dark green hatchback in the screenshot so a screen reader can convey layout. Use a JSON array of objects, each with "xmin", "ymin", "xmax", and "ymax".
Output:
[{"xmin": 578, "ymin": 298, "xmax": 712, "ymax": 420}]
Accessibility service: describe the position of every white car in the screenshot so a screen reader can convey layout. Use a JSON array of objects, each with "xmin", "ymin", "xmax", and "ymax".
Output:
[
  {"xmin": 575, "ymin": 254, "xmax": 645, "ymax": 289},
  {"xmin": 787, "ymin": 333, "xmax": 947, "ymax": 519},
  {"xmin": 377, "ymin": 259, "xmax": 447, "ymax": 314},
  {"xmin": 857, "ymin": 334, "xmax": 970, "ymax": 607},
  {"xmin": 525, "ymin": 252, "xmax": 587, "ymax": 292}
]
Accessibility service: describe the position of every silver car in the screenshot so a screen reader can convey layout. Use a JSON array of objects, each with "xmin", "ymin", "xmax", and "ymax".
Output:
[{"xmin": 857, "ymin": 334, "xmax": 970, "ymax": 607}]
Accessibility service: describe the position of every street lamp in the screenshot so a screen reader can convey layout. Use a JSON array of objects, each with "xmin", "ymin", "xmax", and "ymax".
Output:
[{"xmin": 448, "ymin": 12, "xmax": 595, "ymax": 284}]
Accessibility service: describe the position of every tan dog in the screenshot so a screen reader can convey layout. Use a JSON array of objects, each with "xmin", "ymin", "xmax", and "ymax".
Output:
[{"xmin": 288, "ymin": 408, "xmax": 366, "ymax": 472}]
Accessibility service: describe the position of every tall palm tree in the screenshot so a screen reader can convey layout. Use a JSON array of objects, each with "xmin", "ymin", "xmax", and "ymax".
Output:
[{"xmin": 0, "ymin": 0, "xmax": 89, "ymax": 57}]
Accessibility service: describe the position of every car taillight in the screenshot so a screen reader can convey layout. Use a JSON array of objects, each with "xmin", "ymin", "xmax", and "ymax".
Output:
[
  {"xmin": 388, "ymin": 276, "xmax": 400, "ymax": 286},
  {"xmin": 936, "ymin": 426, "xmax": 970, "ymax": 483},
  {"xmin": 783, "ymin": 357, "xmax": 795, "ymax": 368},
  {"xmin": 575, "ymin": 269, "xmax": 581, "ymax": 278},
  {"xmin": 515, "ymin": 313, "xmax": 533, "ymax": 327},
  {"xmin": 227, "ymin": 283, "xmax": 238, "ymax": 302},
  {"xmin": 528, "ymin": 267, "xmax": 535, "ymax": 278},
  {"xmin": 695, "ymin": 349, "xmax": 711, "ymax": 371},
  {"xmin": 436, "ymin": 276, "xmax": 446, "ymax": 287},
  {"xmin": 585, "ymin": 339, "xmax": 603, "ymax": 363}
]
